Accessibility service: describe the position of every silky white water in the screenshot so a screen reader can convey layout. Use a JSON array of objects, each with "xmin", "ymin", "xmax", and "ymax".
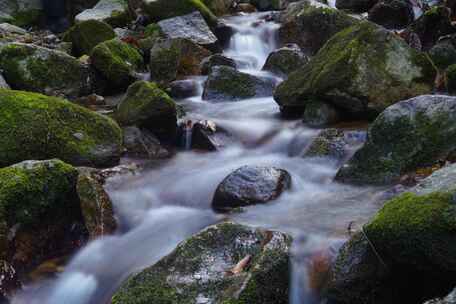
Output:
[{"xmin": 11, "ymin": 12, "xmax": 387, "ymax": 304}]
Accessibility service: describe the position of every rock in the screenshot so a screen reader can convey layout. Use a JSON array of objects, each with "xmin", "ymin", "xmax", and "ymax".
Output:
[
  {"xmin": 0, "ymin": 22, "xmax": 27, "ymax": 35},
  {"xmin": 122, "ymin": 126, "xmax": 170, "ymax": 159},
  {"xmin": 169, "ymin": 79, "xmax": 200, "ymax": 99},
  {"xmin": 191, "ymin": 120, "xmax": 233, "ymax": 151},
  {"xmin": 236, "ymin": 2, "xmax": 258, "ymax": 12},
  {"xmin": 335, "ymin": 95, "xmax": 456, "ymax": 185},
  {"xmin": 425, "ymin": 288, "xmax": 456, "ymax": 304},
  {"xmin": 63, "ymin": 19, "xmax": 116, "ymax": 56},
  {"xmin": 203, "ymin": 0, "xmax": 235, "ymax": 16},
  {"xmin": 0, "ymin": 0, "xmax": 43, "ymax": 27},
  {"xmin": 368, "ymin": 0, "xmax": 414, "ymax": 29},
  {"xmin": 212, "ymin": 165, "xmax": 292, "ymax": 212},
  {"xmin": 336, "ymin": 0, "xmax": 378, "ymax": 12},
  {"xmin": 430, "ymin": 39, "xmax": 456, "ymax": 71},
  {"xmin": 200, "ymin": 54, "xmax": 236, "ymax": 75},
  {"xmin": 0, "ymin": 89, "xmax": 122, "ymax": 168},
  {"xmin": 157, "ymin": 11, "xmax": 220, "ymax": 52},
  {"xmin": 0, "ymin": 43, "xmax": 100, "ymax": 98},
  {"xmin": 250, "ymin": 0, "xmax": 292, "ymax": 10},
  {"xmin": 91, "ymin": 38, "xmax": 144, "ymax": 90},
  {"xmin": 446, "ymin": 64, "xmax": 456, "ymax": 94},
  {"xmin": 213, "ymin": 21, "xmax": 234, "ymax": 48},
  {"xmin": 279, "ymin": 1, "xmax": 360, "ymax": 55},
  {"xmin": 141, "ymin": 0, "xmax": 217, "ymax": 25},
  {"xmin": 76, "ymin": 167, "xmax": 117, "ymax": 238},
  {"xmin": 112, "ymin": 222, "xmax": 291, "ymax": 304},
  {"xmin": 412, "ymin": 162, "xmax": 456, "ymax": 195},
  {"xmin": 0, "ymin": 73, "xmax": 9, "ymax": 89},
  {"xmin": 302, "ymin": 100, "xmax": 341, "ymax": 127},
  {"xmin": 115, "ymin": 81, "xmax": 178, "ymax": 141},
  {"xmin": 203, "ymin": 66, "xmax": 276, "ymax": 101},
  {"xmin": 263, "ymin": 44, "xmax": 308, "ymax": 77},
  {"xmin": 150, "ymin": 38, "xmax": 211, "ymax": 84},
  {"xmin": 75, "ymin": 0, "xmax": 130, "ymax": 27},
  {"xmin": 274, "ymin": 22, "xmax": 436, "ymax": 117}
]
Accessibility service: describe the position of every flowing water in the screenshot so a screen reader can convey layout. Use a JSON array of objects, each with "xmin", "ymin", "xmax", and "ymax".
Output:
[{"xmin": 12, "ymin": 12, "xmax": 389, "ymax": 304}]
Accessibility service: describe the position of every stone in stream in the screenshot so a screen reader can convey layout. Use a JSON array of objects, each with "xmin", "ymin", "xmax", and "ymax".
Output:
[
  {"xmin": 335, "ymin": 95, "xmax": 456, "ymax": 185},
  {"xmin": 75, "ymin": 0, "xmax": 131, "ymax": 28},
  {"xmin": 262, "ymin": 44, "xmax": 309, "ymax": 77},
  {"xmin": 0, "ymin": 43, "xmax": 102, "ymax": 98},
  {"xmin": 274, "ymin": 21, "xmax": 436, "ymax": 118},
  {"xmin": 203, "ymin": 66, "xmax": 276, "ymax": 101},
  {"xmin": 63, "ymin": 19, "xmax": 116, "ymax": 56},
  {"xmin": 279, "ymin": 1, "xmax": 359, "ymax": 55},
  {"xmin": 200, "ymin": 54, "xmax": 237, "ymax": 75},
  {"xmin": 0, "ymin": 89, "xmax": 122, "ymax": 168},
  {"xmin": 112, "ymin": 222, "xmax": 291, "ymax": 304},
  {"xmin": 115, "ymin": 81, "xmax": 178, "ymax": 142},
  {"xmin": 191, "ymin": 120, "xmax": 233, "ymax": 151},
  {"xmin": 158, "ymin": 11, "xmax": 220, "ymax": 52},
  {"xmin": 302, "ymin": 99, "xmax": 342, "ymax": 127},
  {"xmin": 212, "ymin": 165, "xmax": 292, "ymax": 212},
  {"xmin": 336, "ymin": 0, "xmax": 378, "ymax": 12},
  {"xmin": 122, "ymin": 126, "xmax": 170, "ymax": 159},
  {"xmin": 169, "ymin": 79, "xmax": 200, "ymax": 99},
  {"xmin": 368, "ymin": 0, "xmax": 414, "ymax": 29}
]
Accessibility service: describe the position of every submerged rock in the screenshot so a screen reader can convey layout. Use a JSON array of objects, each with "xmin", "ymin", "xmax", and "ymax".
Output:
[
  {"xmin": 75, "ymin": 0, "xmax": 130, "ymax": 27},
  {"xmin": 212, "ymin": 165, "xmax": 292, "ymax": 212},
  {"xmin": 274, "ymin": 22, "xmax": 436, "ymax": 117},
  {"xmin": 203, "ymin": 66, "xmax": 276, "ymax": 101},
  {"xmin": 112, "ymin": 222, "xmax": 291, "ymax": 304},
  {"xmin": 368, "ymin": 0, "xmax": 414, "ymax": 29},
  {"xmin": 263, "ymin": 44, "xmax": 308, "ymax": 77},
  {"xmin": 0, "ymin": 89, "xmax": 122, "ymax": 168},
  {"xmin": 336, "ymin": 95, "xmax": 456, "ymax": 185}
]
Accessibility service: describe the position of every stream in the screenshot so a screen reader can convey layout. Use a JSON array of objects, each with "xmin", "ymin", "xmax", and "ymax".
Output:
[{"xmin": 12, "ymin": 12, "xmax": 388, "ymax": 304}]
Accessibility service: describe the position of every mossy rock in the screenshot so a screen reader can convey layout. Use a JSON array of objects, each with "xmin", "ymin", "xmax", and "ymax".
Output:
[
  {"xmin": 116, "ymin": 81, "xmax": 177, "ymax": 141},
  {"xmin": 0, "ymin": 89, "xmax": 122, "ymax": 168},
  {"xmin": 142, "ymin": 0, "xmax": 217, "ymax": 25},
  {"xmin": 0, "ymin": 43, "xmax": 99, "ymax": 98},
  {"xmin": 445, "ymin": 63, "xmax": 456, "ymax": 94},
  {"xmin": 112, "ymin": 222, "xmax": 291, "ymax": 304},
  {"xmin": 336, "ymin": 95, "xmax": 456, "ymax": 185},
  {"xmin": 91, "ymin": 38, "xmax": 144, "ymax": 90},
  {"xmin": 429, "ymin": 40, "xmax": 456, "ymax": 71},
  {"xmin": 274, "ymin": 21, "xmax": 436, "ymax": 118},
  {"xmin": 63, "ymin": 19, "xmax": 116, "ymax": 56},
  {"xmin": 262, "ymin": 44, "xmax": 308, "ymax": 76},
  {"xmin": 75, "ymin": 0, "xmax": 131, "ymax": 28},
  {"xmin": 0, "ymin": 0, "xmax": 43, "ymax": 28}
]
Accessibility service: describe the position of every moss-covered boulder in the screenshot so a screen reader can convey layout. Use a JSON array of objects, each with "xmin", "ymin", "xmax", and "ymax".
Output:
[
  {"xmin": 63, "ymin": 19, "xmax": 116, "ymax": 56},
  {"xmin": 274, "ymin": 22, "xmax": 436, "ymax": 117},
  {"xmin": 0, "ymin": 0, "xmax": 43, "ymax": 27},
  {"xmin": 116, "ymin": 81, "xmax": 177, "ymax": 141},
  {"xmin": 279, "ymin": 1, "xmax": 359, "ymax": 55},
  {"xmin": 0, "ymin": 89, "xmax": 122, "ymax": 168},
  {"xmin": 112, "ymin": 222, "xmax": 291, "ymax": 304},
  {"xmin": 263, "ymin": 44, "xmax": 308, "ymax": 77},
  {"xmin": 336, "ymin": 95, "xmax": 456, "ymax": 185},
  {"xmin": 75, "ymin": 0, "xmax": 131, "ymax": 27},
  {"xmin": 0, "ymin": 43, "xmax": 100, "ymax": 98},
  {"xmin": 91, "ymin": 38, "xmax": 144, "ymax": 90},
  {"xmin": 203, "ymin": 66, "xmax": 276, "ymax": 101},
  {"xmin": 150, "ymin": 38, "xmax": 211, "ymax": 84},
  {"xmin": 141, "ymin": 0, "xmax": 217, "ymax": 25}
]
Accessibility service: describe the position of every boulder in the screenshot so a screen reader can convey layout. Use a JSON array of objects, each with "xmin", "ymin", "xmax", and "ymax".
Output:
[
  {"xmin": 203, "ymin": 66, "xmax": 276, "ymax": 101},
  {"xmin": 112, "ymin": 222, "xmax": 291, "ymax": 304},
  {"xmin": 91, "ymin": 38, "xmax": 144, "ymax": 90},
  {"xmin": 279, "ymin": 1, "xmax": 359, "ymax": 55},
  {"xmin": 150, "ymin": 38, "xmax": 211, "ymax": 84},
  {"xmin": 368, "ymin": 0, "xmax": 414, "ymax": 29},
  {"xmin": 63, "ymin": 19, "xmax": 116, "ymax": 56},
  {"xmin": 412, "ymin": 162, "xmax": 456, "ymax": 195},
  {"xmin": 169, "ymin": 79, "xmax": 200, "ymax": 99},
  {"xmin": 0, "ymin": 43, "xmax": 100, "ymax": 98},
  {"xmin": 122, "ymin": 126, "xmax": 170, "ymax": 159},
  {"xmin": 157, "ymin": 11, "xmax": 220, "ymax": 52},
  {"xmin": 75, "ymin": 0, "xmax": 130, "ymax": 27},
  {"xmin": 274, "ymin": 22, "xmax": 436, "ymax": 117},
  {"xmin": 336, "ymin": 0, "xmax": 378, "ymax": 12},
  {"xmin": 212, "ymin": 165, "xmax": 292, "ymax": 212},
  {"xmin": 335, "ymin": 95, "xmax": 456, "ymax": 185},
  {"xmin": 141, "ymin": 0, "xmax": 217, "ymax": 25},
  {"xmin": 191, "ymin": 120, "xmax": 233, "ymax": 151},
  {"xmin": 0, "ymin": 0, "xmax": 43, "ymax": 27},
  {"xmin": 0, "ymin": 89, "xmax": 122, "ymax": 168},
  {"xmin": 302, "ymin": 99, "xmax": 342, "ymax": 126},
  {"xmin": 202, "ymin": 0, "xmax": 235, "ymax": 16},
  {"xmin": 200, "ymin": 53, "xmax": 236, "ymax": 75},
  {"xmin": 263, "ymin": 44, "xmax": 308, "ymax": 77},
  {"xmin": 115, "ymin": 81, "xmax": 178, "ymax": 141}
]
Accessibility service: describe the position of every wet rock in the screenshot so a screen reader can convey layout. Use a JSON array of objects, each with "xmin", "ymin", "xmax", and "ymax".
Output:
[
  {"xmin": 263, "ymin": 44, "xmax": 308, "ymax": 77},
  {"xmin": 204, "ymin": 0, "xmax": 236, "ymax": 16},
  {"xmin": 336, "ymin": 95, "xmax": 456, "ymax": 185},
  {"xmin": 0, "ymin": 89, "xmax": 122, "ymax": 168},
  {"xmin": 0, "ymin": 73, "xmax": 9, "ymax": 89},
  {"xmin": 250, "ymin": 0, "xmax": 292, "ymax": 10},
  {"xmin": 236, "ymin": 3, "xmax": 258, "ymax": 12},
  {"xmin": 112, "ymin": 222, "xmax": 291, "ymax": 304},
  {"xmin": 63, "ymin": 19, "xmax": 115, "ymax": 56},
  {"xmin": 336, "ymin": 0, "xmax": 378, "ymax": 12},
  {"xmin": 150, "ymin": 38, "xmax": 211, "ymax": 84},
  {"xmin": 75, "ymin": 0, "xmax": 130, "ymax": 27},
  {"xmin": 213, "ymin": 21, "xmax": 234, "ymax": 48},
  {"xmin": 0, "ymin": 43, "xmax": 99, "ymax": 98},
  {"xmin": 203, "ymin": 66, "xmax": 276, "ymax": 101},
  {"xmin": 412, "ymin": 162, "xmax": 456, "ymax": 195},
  {"xmin": 169, "ymin": 79, "xmax": 200, "ymax": 99},
  {"xmin": 0, "ymin": 0, "xmax": 43, "ymax": 27},
  {"xmin": 116, "ymin": 81, "xmax": 178, "ymax": 142},
  {"xmin": 274, "ymin": 22, "xmax": 436, "ymax": 118},
  {"xmin": 212, "ymin": 165, "xmax": 292, "ymax": 212},
  {"xmin": 302, "ymin": 100, "xmax": 341, "ymax": 127},
  {"xmin": 76, "ymin": 168, "xmax": 117, "ymax": 238},
  {"xmin": 158, "ymin": 11, "xmax": 220, "ymax": 52},
  {"xmin": 429, "ymin": 39, "xmax": 456, "ymax": 71},
  {"xmin": 200, "ymin": 54, "xmax": 236, "ymax": 75},
  {"xmin": 191, "ymin": 120, "xmax": 233, "ymax": 151},
  {"xmin": 91, "ymin": 38, "xmax": 144, "ymax": 90},
  {"xmin": 368, "ymin": 0, "xmax": 414, "ymax": 29},
  {"xmin": 0, "ymin": 23, "xmax": 27, "ymax": 35},
  {"xmin": 279, "ymin": 1, "xmax": 359, "ymax": 55},
  {"xmin": 122, "ymin": 126, "xmax": 170, "ymax": 159}
]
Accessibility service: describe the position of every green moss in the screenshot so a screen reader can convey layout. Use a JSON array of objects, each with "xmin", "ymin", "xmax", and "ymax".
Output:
[
  {"xmin": 63, "ymin": 20, "xmax": 116, "ymax": 56},
  {"xmin": 0, "ymin": 89, "xmax": 122, "ymax": 167}
]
